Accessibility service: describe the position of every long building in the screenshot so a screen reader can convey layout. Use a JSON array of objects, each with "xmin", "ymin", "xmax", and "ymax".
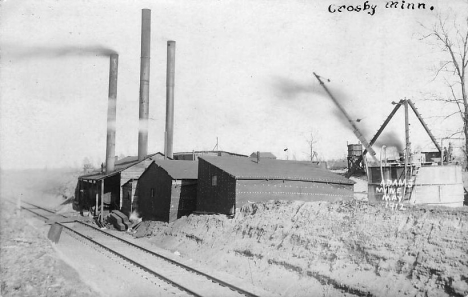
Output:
[{"xmin": 196, "ymin": 156, "xmax": 355, "ymax": 215}]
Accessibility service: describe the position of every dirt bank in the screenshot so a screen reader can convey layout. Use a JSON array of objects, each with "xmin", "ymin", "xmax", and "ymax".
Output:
[
  {"xmin": 139, "ymin": 200, "xmax": 468, "ymax": 297},
  {"xmin": 0, "ymin": 199, "xmax": 98, "ymax": 297}
]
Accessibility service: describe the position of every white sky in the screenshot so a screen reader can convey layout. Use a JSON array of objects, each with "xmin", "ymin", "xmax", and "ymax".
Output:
[{"xmin": 0, "ymin": 0, "xmax": 466, "ymax": 169}]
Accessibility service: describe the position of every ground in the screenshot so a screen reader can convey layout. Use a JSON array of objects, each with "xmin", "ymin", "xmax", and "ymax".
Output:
[{"xmin": 1, "ymin": 169, "xmax": 467, "ymax": 297}]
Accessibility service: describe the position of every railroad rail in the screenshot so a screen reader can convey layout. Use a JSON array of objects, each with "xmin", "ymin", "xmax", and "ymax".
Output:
[{"xmin": 21, "ymin": 201, "xmax": 261, "ymax": 297}]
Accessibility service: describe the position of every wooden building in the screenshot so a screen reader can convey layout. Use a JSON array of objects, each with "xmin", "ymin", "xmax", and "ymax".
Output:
[
  {"xmin": 77, "ymin": 152, "xmax": 165, "ymax": 216},
  {"xmin": 249, "ymin": 152, "xmax": 277, "ymax": 159},
  {"xmin": 137, "ymin": 160, "xmax": 198, "ymax": 222},
  {"xmin": 173, "ymin": 150, "xmax": 248, "ymax": 161},
  {"xmin": 196, "ymin": 156, "xmax": 355, "ymax": 215}
]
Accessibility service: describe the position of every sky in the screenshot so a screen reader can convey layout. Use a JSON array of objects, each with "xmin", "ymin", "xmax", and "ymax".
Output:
[{"xmin": 0, "ymin": 0, "xmax": 466, "ymax": 169}]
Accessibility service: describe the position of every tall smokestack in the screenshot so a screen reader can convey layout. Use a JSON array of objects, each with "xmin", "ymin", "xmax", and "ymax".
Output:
[
  {"xmin": 165, "ymin": 40, "xmax": 176, "ymax": 159},
  {"xmin": 106, "ymin": 54, "xmax": 118, "ymax": 173},
  {"xmin": 138, "ymin": 9, "xmax": 151, "ymax": 161}
]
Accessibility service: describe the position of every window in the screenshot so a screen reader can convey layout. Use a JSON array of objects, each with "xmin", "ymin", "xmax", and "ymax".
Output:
[
  {"xmin": 151, "ymin": 188, "xmax": 154, "ymax": 198},
  {"xmin": 212, "ymin": 176, "xmax": 217, "ymax": 186}
]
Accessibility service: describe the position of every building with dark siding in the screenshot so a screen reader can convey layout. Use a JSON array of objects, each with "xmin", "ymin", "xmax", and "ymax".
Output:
[
  {"xmin": 173, "ymin": 150, "xmax": 248, "ymax": 161},
  {"xmin": 196, "ymin": 156, "xmax": 354, "ymax": 215},
  {"xmin": 77, "ymin": 152, "xmax": 165, "ymax": 216},
  {"xmin": 249, "ymin": 152, "xmax": 277, "ymax": 159},
  {"xmin": 137, "ymin": 160, "xmax": 198, "ymax": 222}
]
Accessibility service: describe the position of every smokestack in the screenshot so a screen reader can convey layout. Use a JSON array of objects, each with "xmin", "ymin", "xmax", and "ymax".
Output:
[
  {"xmin": 138, "ymin": 9, "xmax": 151, "ymax": 161},
  {"xmin": 165, "ymin": 40, "xmax": 176, "ymax": 159},
  {"xmin": 257, "ymin": 151, "xmax": 260, "ymax": 163},
  {"xmin": 106, "ymin": 54, "xmax": 118, "ymax": 173}
]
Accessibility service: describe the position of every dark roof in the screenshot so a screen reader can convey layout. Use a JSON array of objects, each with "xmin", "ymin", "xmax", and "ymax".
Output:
[
  {"xmin": 79, "ymin": 152, "xmax": 166, "ymax": 181},
  {"xmin": 249, "ymin": 152, "xmax": 277, "ymax": 159},
  {"xmin": 199, "ymin": 156, "xmax": 354, "ymax": 185},
  {"xmin": 173, "ymin": 150, "xmax": 248, "ymax": 158},
  {"xmin": 153, "ymin": 160, "xmax": 198, "ymax": 180}
]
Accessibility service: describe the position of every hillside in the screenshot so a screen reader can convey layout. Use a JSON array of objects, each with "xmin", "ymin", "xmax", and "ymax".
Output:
[{"xmin": 138, "ymin": 200, "xmax": 468, "ymax": 297}]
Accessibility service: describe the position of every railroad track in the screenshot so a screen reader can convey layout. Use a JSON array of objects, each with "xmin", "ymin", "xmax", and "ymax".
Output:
[{"xmin": 21, "ymin": 201, "xmax": 261, "ymax": 297}]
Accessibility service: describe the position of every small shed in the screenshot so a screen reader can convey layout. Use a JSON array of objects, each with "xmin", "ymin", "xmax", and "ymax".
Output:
[
  {"xmin": 249, "ymin": 152, "xmax": 277, "ymax": 159},
  {"xmin": 77, "ymin": 152, "xmax": 166, "ymax": 216},
  {"xmin": 173, "ymin": 150, "xmax": 248, "ymax": 161},
  {"xmin": 197, "ymin": 156, "xmax": 354, "ymax": 215},
  {"xmin": 137, "ymin": 160, "xmax": 198, "ymax": 222}
]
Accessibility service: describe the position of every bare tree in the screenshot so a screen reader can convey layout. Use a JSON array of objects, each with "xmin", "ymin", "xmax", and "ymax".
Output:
[
  {"xmin": 305, "ymin": 130, "xmax": 320, "ymax": 161},
  {"xmin": 82, "ymin": 157, "xmax": 95, "ymax": 173},
  {"xmin": 422, "ymin": 12, "xmax": 468, "ymax": 168}
]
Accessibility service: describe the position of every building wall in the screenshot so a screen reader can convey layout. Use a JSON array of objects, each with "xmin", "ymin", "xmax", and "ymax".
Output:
[
  {"xmin": 236, "ymin": 180, "xmax": 353, "ymax": 206},
  {"xmin": 121, "ymin": 182, "xmax": 133, "ymax": 217},
  {"xmin": 137, "ymin": 163, "xmax": 172, "ymax": 221},
  {"xmin": 103, "ymin": 174, "xmax": 121, "ymax": 209},
  {"xmin": 138, "ymin": 164, "xmax": 198, "ymax": 222},
  {"xmin": 79, "ymin": 180, "xmax": 99, "ymax": 211},
  {"xmin": 196, "ymin": 158, "xmax": 236, "ymax": 215},
  {"xmin": 120, "ymin": 155, "xmax": 165, "ymax": 208},
  {"xmin": 168, "ymin": 180, "xmax": 197, "ymax": 222},
  {"xmin": 412, "ymin": 165, "xmax": 464, "ymax": 207},
  {"xmin": 197, "ymin": 159, "xmax": 354, "ymax": 215}
]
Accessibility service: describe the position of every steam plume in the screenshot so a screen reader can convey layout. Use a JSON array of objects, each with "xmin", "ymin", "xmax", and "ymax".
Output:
[{"xmin": 4, "ymin": 44, "xmax": 118, "ymax": 60}]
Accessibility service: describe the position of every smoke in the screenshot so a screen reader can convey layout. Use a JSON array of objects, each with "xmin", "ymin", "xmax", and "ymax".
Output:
[
  {"xmin": 374, "ymin": 131, "xmax": 404, "ymax": 151},
  {"xmin": 138, "ymin": 119, "xmax": 149, "ymax": 133},
  {"xmin": 3, "ymin": 44, "xmax": 118, "ymax": 60},
  {"xmin": 272, "ymin": 76, "xmax": 364, "ymax": 131},
  {"xmin": 272, "ymin": 76, "xmax": 319, "ymax": 98},
  {"xmin": 129, "ymin": 210, "xmax": 141, "ymax": 223}
]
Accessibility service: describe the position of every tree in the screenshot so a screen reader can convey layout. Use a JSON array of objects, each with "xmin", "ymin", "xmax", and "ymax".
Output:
[
  {"xmin": 305, "ymin": 130, "xmax": 320, "ymax": 161},
  {"xmin": 82, "ymin": 157, "xmax": 94, "ymax": 172},
  {"xmin": 422, "ymin": 12, "xmax": 468, "ymax": 169}
]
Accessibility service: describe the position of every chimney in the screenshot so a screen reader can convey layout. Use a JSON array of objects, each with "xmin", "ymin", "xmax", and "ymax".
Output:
[
  {"xmin": 165, "ymin": 40, "xmax": 176, "ymax": 159},
  {"xmin": 138, "ymin": 9, "xmax": 151, "ymax": 161},
  {"xmin": 257, "ymin": 151, "xmax": 260, "ymax": 163},
  {"xmin": 105, "ymin": 54, "xmax": 118, "ymax": 173}
]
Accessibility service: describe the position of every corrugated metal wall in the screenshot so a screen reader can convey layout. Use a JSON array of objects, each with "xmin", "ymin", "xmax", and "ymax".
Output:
[{"xmin": 236, "ymin": 180, "xmax": 353, "ymax": 206}]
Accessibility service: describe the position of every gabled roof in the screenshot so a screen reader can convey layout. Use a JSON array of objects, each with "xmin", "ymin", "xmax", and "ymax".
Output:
[
  {"xmin": 249, "ymin": 152, "xmax": 277, "ymax": 159},
  {"xmin": 79, "ymin": 152, "xmax": 166, "ymax": 181},
  {"xmin": 152, "ymin": 160, "xmax": 198, "ymax": 180},
  {"xmin": 199, "ymin": 156, "xmax": 354, "ymax": 185}
]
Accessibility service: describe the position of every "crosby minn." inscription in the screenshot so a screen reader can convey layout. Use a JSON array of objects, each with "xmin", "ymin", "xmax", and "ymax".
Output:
[{"xmin": 328, "ymin": 1, "xmax": 435, "ymax": 15}]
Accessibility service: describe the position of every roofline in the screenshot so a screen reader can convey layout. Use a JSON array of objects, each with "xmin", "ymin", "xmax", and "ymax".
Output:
[
  {"xmin": 235, "ymin": 177, "xmax": 354, "ymax": 185},
  {"xmin": 78, "ymin": 152, "xmax": 168, "ymax": 180},
  {"xmin": 174, "ymin": 150, "xmax": 248, "ymax": 157},
  {"xmin": 145, "ymin": 159, "xmax": 198, "ymax": 180},
  {"xmin": 198, "ymin": 157, "xmax": 354, "ymax": 185}
]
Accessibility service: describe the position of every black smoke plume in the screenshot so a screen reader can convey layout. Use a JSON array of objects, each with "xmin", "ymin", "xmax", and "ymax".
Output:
[
  {"xmin": 3, "ymin": 44, "xmax": 118, "ymax": 60},
  {"xmin": 272, "ymin": 76, "xmax": 364, "ymax": 131},
  {"xmin": 374, "ymin": 131, "xmax": 404, "ymax": 151}
]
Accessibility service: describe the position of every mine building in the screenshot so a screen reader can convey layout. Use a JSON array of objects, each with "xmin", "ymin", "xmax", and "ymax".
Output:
[
  {"xmin": 77, "ymin": 152, "xmax": 166, "ymax": 216},
  {"xmin": 137, "ymin": 160, "xmax": 198, "ymax": 222},
  {"xmin": 359, "ymin": 99, "xmax": 465, "ymax": 207},
  {"xmin": 173, "ymin": 150, "xmax": 248, "ymax": 161},
  {"xmin": 196, "ymin": 156, "xmax": 354, "ymax": 215},
  {"xmin": 249, "ymin": 152, "xmax": 277, "ymax": 160}
]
